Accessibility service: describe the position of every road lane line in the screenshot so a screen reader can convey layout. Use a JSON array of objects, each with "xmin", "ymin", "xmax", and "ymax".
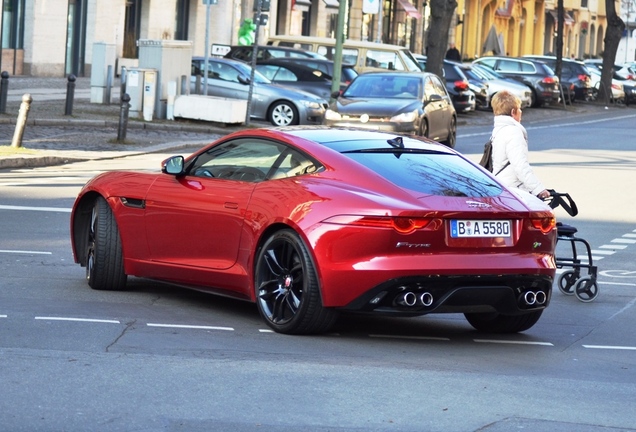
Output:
[
  {"xmin": 474, "ymin": 339, "xmax": 554, "ymax": 346},
  {"xmin": 622, "ymin": 234, "xmax": 636, "ymax": 238},
  {"xmin": 583, "ymin": 345, "xmax": 636, "ymax": 351},
  {"xmin": 611, "ymin": 239, "xmax": 636, "ymax": 244},
  {"xmin": 600, "ymin": 244, "xmax": 627, "ymax": 250},
  {"xmin": 35, "ymin": 317, "xmax": 121, "ymax": 324},
  {"xmin": 0, "ymin": 250, "xmax": 52, "ymax": 255},
  {"xmin": 590, "ymin": 249, "xmax": 616, "ymax": 255},
  {"xmin": 369, "ymin": 334, "xmax": 450, "ymax": 341},
  {"xmin": 0, "ymin": 315, "xmax": 7, "ymax": 318},
  {"xmin": 600, "ymin": 281, "xmax": 636, "ymax": 286},
  {"xmin": 147, "ymin": 323, "xmax": 234, "ymax": 331},
  {"xmin": 0, "ymin": 204, "xmax": 71, "ymax": 213}
]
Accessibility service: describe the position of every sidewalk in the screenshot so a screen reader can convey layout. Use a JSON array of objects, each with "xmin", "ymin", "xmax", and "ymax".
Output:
[{"xmin": 0, "ymin": 76, "xmax": 626, "ymax": 170}]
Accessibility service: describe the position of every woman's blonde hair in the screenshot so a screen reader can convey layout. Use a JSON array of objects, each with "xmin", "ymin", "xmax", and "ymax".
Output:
[{"xmin": 491, "ymin": 90, "xmax": 521, "ymax": 116}]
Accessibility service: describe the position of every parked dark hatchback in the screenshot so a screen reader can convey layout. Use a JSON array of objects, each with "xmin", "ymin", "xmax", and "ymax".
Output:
[
  {"xmin": 472, "ymin": 56, "xmax": 560, "ymax": 107},
  {"xmin": 255, "ymin": 59, "xmax": 358, "ymax": 99},
  {"xmin": 323, "ymin": 71, "xmax": 457, "ymax": 147},
  {"xmin": 524, "ymin": 55, "xmax": 593, "ymax": 102}
]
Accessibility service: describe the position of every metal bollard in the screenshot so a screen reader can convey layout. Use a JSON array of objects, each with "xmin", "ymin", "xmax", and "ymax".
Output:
[
  {"xmin": 117, "ymin": 93, "xmax": 131, "ymax": 143},
  {"xmin": 11, "ymin": 94, "xmax": 33, "ymax": 148},
  {"xmin": 65, "ymin": 74, "xmax": 76, "ymax": 115},
  {"xmin": 105, "ymin": 65, "xmax": 113, "ymax": 105},
  {"xmin": 120, "ymin": 66, "xmax": 127, "ymax": 97},
  {"xmin": 0, "ymin": 71, "xmax": 9, "ymax": 114},
  {"xmin": 195, "ymin": 74, "xmax": 202, "ymax": 95}
]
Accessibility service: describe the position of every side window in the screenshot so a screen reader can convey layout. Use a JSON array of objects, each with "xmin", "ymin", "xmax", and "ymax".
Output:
[
  {"xmin": 271, "ymin": 66, "xmax": 298, "ymax": 81},
  {"xmin": 430, "ymin": 75, "xmax": 448, "ymax": 97},
  {"xmin": 520, "ymin": 62, "xmax": 536, "ymax": 73},
  {"xmin": 255, "ymin": 65, "xmax": 279, "ymax": 80},
  {"xmin": 215, "ymin": 63, "xmax": 240, "ymax": 82},
  {"xmin": 477, "ymin": 58, "xmax": 496, "ymax": 68},
  {"xmin": 497, "ymin": 60, "xmax": 520, "ymax": 72},
  {"xmin": 366, "ymin": 50, "xmax": 404, "ymax": 71},
  {"xmin": 423, "ymin": 76, "xmax": 437, "ymax": 100},
  {"xmin": 270, "ymin": 149, "xmax": 320, "ymax": 179},
  {"xmin": 189, "ymin": 139, "xmax": 287, "ymax": 183}
]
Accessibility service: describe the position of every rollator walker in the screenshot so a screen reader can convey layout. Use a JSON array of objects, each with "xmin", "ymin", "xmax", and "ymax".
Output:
[{"xmin": 545, "ymin": 190, "xmax": 599, "ymax": 302}]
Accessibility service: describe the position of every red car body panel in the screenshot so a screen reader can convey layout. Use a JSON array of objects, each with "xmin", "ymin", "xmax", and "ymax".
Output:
[{"xmin": 71, "ymin": 127, "xmax": 556, "ymax": 319}]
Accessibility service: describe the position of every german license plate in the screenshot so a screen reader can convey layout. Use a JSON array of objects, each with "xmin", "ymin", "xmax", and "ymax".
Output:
[{"xmin": 450, "ymin": 220, "xmax": 511, "ymax": 238}]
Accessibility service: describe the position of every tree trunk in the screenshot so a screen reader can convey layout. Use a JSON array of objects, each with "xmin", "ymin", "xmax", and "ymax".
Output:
[
  {"xmin": 425, "ymin": 0, "xmax": 458, "ymax": 78},
  {"xmin": 599, "ymin": 0, "xmax": 625, "ymax": 103}
]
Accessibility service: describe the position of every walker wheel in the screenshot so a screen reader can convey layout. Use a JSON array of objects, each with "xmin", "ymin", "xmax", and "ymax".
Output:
[
  {"xmin": 557, "ymin": 270, "xmax": 577, "ymax": 295},
  {"xmin": 574, "ymin": 277, "xmax": 599, "ymax": 302}
]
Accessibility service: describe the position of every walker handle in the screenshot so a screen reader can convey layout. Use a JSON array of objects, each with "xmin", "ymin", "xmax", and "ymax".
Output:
[{"xmin": 545, "ymin": 190, "xmax": 578, "ymax": 217}]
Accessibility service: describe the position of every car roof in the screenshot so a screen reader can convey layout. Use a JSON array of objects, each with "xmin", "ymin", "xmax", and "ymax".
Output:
[
  {"xmin": 256, "ymin": 57, "xmax": 356, "ymax": 68},
  {"xmin": 278, "ymin": 127, "xmax": 455, "ymax": 154}
]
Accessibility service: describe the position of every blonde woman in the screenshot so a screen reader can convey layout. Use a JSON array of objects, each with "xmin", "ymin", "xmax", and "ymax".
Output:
[{"xmin": 490, "ymin": 90, "xmax": 550, "ymax": 199}]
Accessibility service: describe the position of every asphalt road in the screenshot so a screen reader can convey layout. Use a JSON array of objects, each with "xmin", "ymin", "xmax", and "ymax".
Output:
[{"xmin": 1, "ymin": 103, "xmax": 635, "ymax": 431}]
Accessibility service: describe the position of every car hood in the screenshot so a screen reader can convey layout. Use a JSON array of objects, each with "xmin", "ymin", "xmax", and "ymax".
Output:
[{"xmin": 331, "ymin": 97, "xmax": 421, "ymax": 115}]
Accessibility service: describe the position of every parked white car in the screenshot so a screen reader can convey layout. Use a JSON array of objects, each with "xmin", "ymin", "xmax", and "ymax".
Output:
[{"xmin": 468, "ymin": 64, "xmax": 533, "ymax": 108}]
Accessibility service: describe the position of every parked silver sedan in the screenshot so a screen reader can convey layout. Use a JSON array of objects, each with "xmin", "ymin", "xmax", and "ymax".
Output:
[
  {"xmin": 470, "ymin": 64, "xmax": 533, "ymax": 108},
  {"xmin": 191, "ymin": 57, "xmax": 328, "ymax": 126}
]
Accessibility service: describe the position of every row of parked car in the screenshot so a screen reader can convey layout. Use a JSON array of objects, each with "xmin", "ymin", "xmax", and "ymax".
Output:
[{"xmin": 189, "ymin": 44, "xmax": 636, "ymax": 147}]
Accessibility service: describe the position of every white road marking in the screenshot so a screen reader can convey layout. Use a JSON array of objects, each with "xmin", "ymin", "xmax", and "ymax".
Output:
[
  {"xmin": 0, "ymin": 315, "xmax": 7, "ymax": 318},
  {"xmin": 0, "ymin": 250, "xmax": 52, "ymax": 255},
  {"xmin": 590, "ymin": 249, "xmax": 616, "ymax": 255},
  {"xmin": 474, "ymin": 339, "xmax": 554, "ymax": 346},
  {"xmin": 601, "ymin": 281, "xmax": 636, "ymax": 287},
  {"xmin": 0, "ymin": 204, "xmax": 71, "ymax": 213},
  {"xmin": 599, "ymin": 244, "xmax": 627, "ymax": 250},
  {"xmin": 35, "ymin": 317, "xmax": 121, "ymax": 324},
  {"xmin": 146, "ymin": 323, "xmax": 234, "ymax": 331},
  {"xmin": 611, "ymin": 238, "xmax": 636, "ymax": 244},
  {"xmin": 369, "ymin": 334, "xmax": 450, "ymax": 341},
  {"xmin": 259, "ymin": 329, "xmax": 274, "ymax": 333},
  {"xmin": 583, "ymin": 345, "xmax": 636, "ymax": 351},
  {"xmin": 623, "ymin": 234, "xmax": 636, "ymax": 238}
]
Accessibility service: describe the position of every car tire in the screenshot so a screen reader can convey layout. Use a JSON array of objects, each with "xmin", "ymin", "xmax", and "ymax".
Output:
[
  {"xmin": 254, "ymin": 229, "xmax": 338, "ymax": 334},
  {"xmin": 442, "ymin": 116, "xmax": 456, "ymax": 148},
  {"xmin": 464, "ymin": 310, "xmax": 543, "ymax": 333},
  {"xmin": 530, "ymin": 90, "xmax": 540, "ymax": 108},
  {"xmin": 268, "ymin": 101, "xmax": 299, "ymax": 126},
  {"xmin": 86, "ymin": 196, "xmax": 127, "ymax": 291},
  {"xmin": 418, "ymin": 118, "xmax": 429, "ymax": 138}
]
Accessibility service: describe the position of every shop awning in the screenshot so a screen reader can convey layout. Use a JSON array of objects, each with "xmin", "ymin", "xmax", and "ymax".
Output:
[
  {"xmin": 548, "ymin": 10, "xmax": 574, "ymax": 25},
  {"xmin": 396, "ymin": 0, "xmax": 421, "ymax": 19},
  {"xmin": 322, "ymin": 0, "xmax": 339, "ymax": 8}
]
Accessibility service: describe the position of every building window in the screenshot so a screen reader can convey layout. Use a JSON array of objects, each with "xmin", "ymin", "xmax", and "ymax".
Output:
[
  {"xmin": 175, "ymin": 0, "xmax": 190, "ymax": 40},
  {"xmin": 2, "ymin": 0, "xmax": 25, "ymax": 49},
  {"xmin": 581, "ymin": 0, "xmax": 588, "ymax": 8}
]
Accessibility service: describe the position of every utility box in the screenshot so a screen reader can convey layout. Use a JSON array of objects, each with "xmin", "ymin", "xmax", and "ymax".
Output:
[
  {"xmin": 126, "ymin": 68, "xmax": 158, "ymax": 121},
  {"xmin": 137, "ymin": 39, "xmax": 193, "ymax": 119},
  {"xmin": 90, "ymin": 42, "xmax": 117, "ymax": 103}
]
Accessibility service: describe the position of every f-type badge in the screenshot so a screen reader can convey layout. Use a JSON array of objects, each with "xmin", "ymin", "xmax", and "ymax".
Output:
[{"xmin": 466, "ymin": 200, "xmax": 492, "ymax": 208}]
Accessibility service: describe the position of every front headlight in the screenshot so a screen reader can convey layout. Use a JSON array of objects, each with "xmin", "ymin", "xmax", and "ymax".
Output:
[
  {"xmin": 301, "ymin": 100, "xmax": 322, "ymax": 109},
  {"xmin": 324, "ymin": 109, "xmax": 342, "ymax": 120},
  {"xmin": 390, "ymin": 110, "xmax": 417, "ymax": 123}
]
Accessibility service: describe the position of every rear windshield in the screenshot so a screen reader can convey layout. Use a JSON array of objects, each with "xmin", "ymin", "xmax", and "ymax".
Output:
[{"xmin": 342, "ymin": 150, "xmax": 503, "ymax": 197}]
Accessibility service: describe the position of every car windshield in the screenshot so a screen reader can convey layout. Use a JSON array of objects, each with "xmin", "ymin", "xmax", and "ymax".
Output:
[
  {"xmin": 341, "ymin": 149, "xmax": 502, "ymax": 197},
  {"xmin": 343, "ymin": 75, "xmax": 421, "ymax": 98}
]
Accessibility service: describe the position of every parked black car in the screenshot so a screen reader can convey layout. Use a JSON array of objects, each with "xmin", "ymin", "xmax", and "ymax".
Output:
[
  {"xmin": 524, "ymin": 55, "xmax": 593, "ymax": 102},
  {"xmin": 472, "ymin": 56, "xmax": 560, "ymax": 107},
  {"xmin": 415, "ymin": 55, "xmax": 477, "ymax": 113},
  {"xmin": 255, "ymin": 58, "xmax": 357, "ymax": 99},
  {"xmin": 224, "ymin": 45, "xmax": 326, "ymax": 62}
]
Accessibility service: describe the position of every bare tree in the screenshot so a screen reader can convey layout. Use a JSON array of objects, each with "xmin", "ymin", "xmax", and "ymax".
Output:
[
  {"xmin": 424, "ymin": 0, "xmax": 458, "ymax": 78},
  {"xmin": 599, "ymin": 0, "xmax": 625, "ymax": 102}
]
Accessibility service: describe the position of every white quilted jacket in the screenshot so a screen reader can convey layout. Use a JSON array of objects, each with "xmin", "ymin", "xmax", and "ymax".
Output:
[{"xmin": 491, "ymin": 115, "xmax": 546, "ymax": 196}]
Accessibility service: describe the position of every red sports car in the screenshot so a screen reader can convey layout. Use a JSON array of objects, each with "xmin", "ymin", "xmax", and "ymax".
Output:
[{"xmin": 70, "ymin": 128, "xmax": 556, "ymax": 335}]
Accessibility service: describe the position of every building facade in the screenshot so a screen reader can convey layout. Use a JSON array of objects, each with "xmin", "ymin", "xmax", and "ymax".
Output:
[{"xmin": 0, "ymin": 0, "xmax": 623, "ymax": 78}]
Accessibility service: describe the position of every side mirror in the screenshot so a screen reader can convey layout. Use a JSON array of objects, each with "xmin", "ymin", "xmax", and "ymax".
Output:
[
  {"xmin": 331, "ymin": 90, "xmax": 341, "ymax": 99},
  {"xmin": 237, "ymin": 75, "xmax": 250, "ymax": 85},
  {"xmin": 162, "ymin": 155, "xmax": 185, "ymax": 175}
]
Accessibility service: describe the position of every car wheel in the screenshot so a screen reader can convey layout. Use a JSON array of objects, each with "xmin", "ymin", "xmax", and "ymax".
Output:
[
  {"xmin": 464, "ymin": 310, "xmax": 543, "ymax": 333},
  {"xmin": 268, "ymin": 101, "xmax": 299, "ymax": 126},
  {"xmin": 418, "ymin": 118, "xmax": 429, "ymax": 138},
  {"xmin": 86, "ymin": 196, "xmax": 127, "ymax": 291},
  {"xmin": 442, "ymin": 116, "xmax": 456, "ymax": 148},
  {"xmin": 530, "ymin": 90, "xmax": 540, "ymax": 108},
  {"xmin": 254, "ymin": 229, "xmax": 338, "ymax": 334}
]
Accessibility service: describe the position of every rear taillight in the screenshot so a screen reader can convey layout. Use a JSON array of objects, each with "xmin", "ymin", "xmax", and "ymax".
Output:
[
  {"xmin": 542, "ymin": 76, "xmax": 556, "ymax": 84},
  {"xmin": 323, "ymin": 215, "xmax": 442, "ymax": 234},
  {"xmin": 530, "ymin": 217, "xmax": 556, "ymax": 234},
  {"xmin": 578, "ymin": 74, "xmax": 590, "ymax": 83},
  {"xmin": 454, "ymin": 80, "xmax": 469, "ymax": 91}
]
